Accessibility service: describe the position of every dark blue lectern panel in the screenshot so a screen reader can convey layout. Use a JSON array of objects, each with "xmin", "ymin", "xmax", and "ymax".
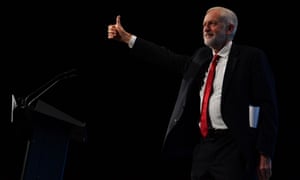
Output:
[{"xmin": 22, "ymin": 117, "xmax": 70, "ymax": 180}]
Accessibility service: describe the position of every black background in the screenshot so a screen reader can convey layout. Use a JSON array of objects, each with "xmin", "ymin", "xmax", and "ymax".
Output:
[{"xmin": 4, "ymin": 0, "xmax": 297, "ymax": 179}]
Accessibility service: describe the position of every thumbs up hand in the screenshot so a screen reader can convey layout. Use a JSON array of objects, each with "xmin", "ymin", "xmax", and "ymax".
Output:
[{"xmin": 107, "ymin": 15, "xmax": 132, "ymax": 44}]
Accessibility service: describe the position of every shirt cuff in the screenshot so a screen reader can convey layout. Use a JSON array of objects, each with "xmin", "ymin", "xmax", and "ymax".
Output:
[{"xmin": 128, "ymin": 35, "xmax": 137, "ymax": 48}]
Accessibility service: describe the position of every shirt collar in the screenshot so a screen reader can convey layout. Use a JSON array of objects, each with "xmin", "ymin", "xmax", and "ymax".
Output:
[{"xmin": 213, "ymin": 41, "xmax": 232, "ymax": 58}]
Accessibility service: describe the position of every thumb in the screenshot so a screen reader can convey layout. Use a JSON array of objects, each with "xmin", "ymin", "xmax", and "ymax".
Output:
[{"xmin": 116, "ymin": 15, "xmax": 121, "ymax": 26}]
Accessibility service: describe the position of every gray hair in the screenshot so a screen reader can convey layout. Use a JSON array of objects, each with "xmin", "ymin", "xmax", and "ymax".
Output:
[{"xmin": 207, "ymin": 6, "xmax": 238, "ymax": 40}]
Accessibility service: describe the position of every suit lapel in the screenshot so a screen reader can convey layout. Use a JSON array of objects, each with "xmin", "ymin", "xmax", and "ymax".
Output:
[
  {"xmin": 222, "ymin": 44, "xmax": 240, "ymax": 95},
  {"xmin": 189, "ymin": 49, "xmax": 212, "ymax": 81}
]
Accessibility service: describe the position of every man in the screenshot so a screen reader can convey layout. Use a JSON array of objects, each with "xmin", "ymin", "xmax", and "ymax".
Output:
[{"xmin": 107, "ymin": 6, "xmax": 278, "ymax": 180}]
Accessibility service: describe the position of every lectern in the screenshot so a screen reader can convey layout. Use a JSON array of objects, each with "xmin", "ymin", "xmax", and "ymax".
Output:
[{"xmin": 11, "ymin": 69, "xmax": 86, "ymax": 180}]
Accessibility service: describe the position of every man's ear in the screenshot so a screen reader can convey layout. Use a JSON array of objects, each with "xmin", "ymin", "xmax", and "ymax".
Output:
[{"xmin": 227, "ymin": 24, "xmax": 235, "ymax": 33}]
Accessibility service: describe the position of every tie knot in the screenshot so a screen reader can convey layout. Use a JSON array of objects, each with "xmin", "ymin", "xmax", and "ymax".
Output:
[{"xmin": 212, "ymin": 54, "xmax": 220, "ymax": 62}]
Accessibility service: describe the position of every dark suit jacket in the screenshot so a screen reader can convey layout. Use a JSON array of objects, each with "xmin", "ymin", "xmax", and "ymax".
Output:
[{"xmin": 130, "ymin": 38, "xmax": 279, "ymax": 165}]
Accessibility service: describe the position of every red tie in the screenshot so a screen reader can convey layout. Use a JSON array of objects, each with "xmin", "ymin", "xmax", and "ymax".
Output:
[{"xmin": 200, "ymin": 54, "xmax": 220, "ymax": 138}]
